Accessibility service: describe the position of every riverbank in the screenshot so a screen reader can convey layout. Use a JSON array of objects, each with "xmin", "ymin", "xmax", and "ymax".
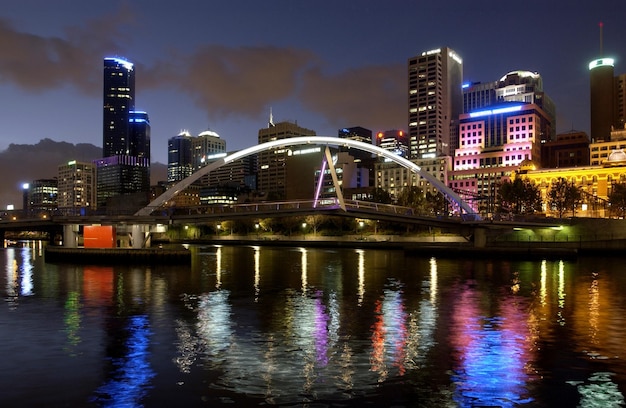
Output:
[
  {"xmin": 169, "ymin": 235, "xmax": 583, "ymax": 260},
  {"xmin": 44, "ymin": 245, "xmax": 191, "ymax": 264}
]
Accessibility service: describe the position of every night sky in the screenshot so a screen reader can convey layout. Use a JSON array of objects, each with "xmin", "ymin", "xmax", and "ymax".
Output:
[{"xmin": 1, "ymin": 0, "xmax": 626, "ymax": 166}]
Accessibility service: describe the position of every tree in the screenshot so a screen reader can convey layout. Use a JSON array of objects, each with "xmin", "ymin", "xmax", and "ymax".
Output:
[
  {"xmin": 548, "ymin": 177, "xmax": 582, "ymax": 218},
  {"xmin": 608, "ymin": 183, "xmax": 626, "ymax": 218},
  {"xmin": 497, "ymin": 178, "xmax": 542, "ymax": 215},
  {"xmin": 369, "ymin": 188, "xmax": 392, "ymax": 204},
  {"xmin": 424, "ymin": 191, "xmax": 448, "ymax": 216},
  {"xmin": 396, "ymin": 186, "xmax": 426, "ymax": 213}
]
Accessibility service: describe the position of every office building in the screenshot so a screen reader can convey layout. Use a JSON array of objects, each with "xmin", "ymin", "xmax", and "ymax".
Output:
[
  {"xmin": 257, "ymin": 120, "xmax": 316, "ymax": 200},
  {"xmin": 193, "ymin": 130, "xmax": 227, "ymax": 170},
  {"xmin": 57, "ymin": 160, "xmax": 96, "ymax": 215},
  {"xmin": 98, "ymin": 57, "xmax": 151, "ymax": 212},
  {"xmin": 23, "ymin": 179, "xmax": 58, "ymax": 217},
  {"xmin": 94, "ymin": 155, "xmax": 150, "ymax": 210},
  {"xmin": 103, "ymin": 57, "xmax": 135, "ymax": 157},
  {"xmin": 589, "ymin": 58, "xmax": 616, "ymax": 142},
  {"xmin": 450, "ymin": 102, "xmax": 553, "ymax": 214},
  {"xmin": 375, "ymin": 156, "xmax": 451, "ymax": 202},
  {"xmin": 338, "ymin": 127, "xmax": 373, "ymax": 160},
  {"xmin": 541, "ymin": 131, "xmax": 590, "ymax": 168},
  {"xmin": 168, "ymin": 132, "xmax": 194, "ymax": 183},
  {"xmin": 376, "ymin": 129, "xmax": 409, "ymax": 158},
  {"xmin": 464, "ymin": 70, "xmax": 556, "ymax": 142},
  {"xmin": 408, "ymin": 47, "xmax": 463, "ymax": 159},
  {"xmin": 129, "ymin": 110, "xmax": 151, "ymax": 160}
]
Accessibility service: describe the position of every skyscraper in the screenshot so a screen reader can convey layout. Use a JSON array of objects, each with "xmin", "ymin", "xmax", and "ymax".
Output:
[
  {"xmin": 257, "ymin": 120, "xmax": 316, "ymax": 200},
  {"xmin": 129, "ymin": 110, "xmax": 151, "ymax": 160},
  {"xmin": 97, "ymin": 57, "xmax": 150, "ymax": 213},
  {"xmin": 103, "ymin": 57, "xmax": 135, "ymax": 157},
  {"xmin": 57, "ymin": 160, "xmax": 96, "ymax": 215},
  {"xmin": 463, "ymin": 70, "xmax": 556, "ymax": 142},
  {"xmin": 167, "ymin": 132, "xmax": 194, "ymax": 183},
  {"xmin": 408, "ymin": 47, "xmax": 463, "ymax": 159},
  {"xmin": 589, "ymin": 58, "xmax": 616, "ymax": 142}
]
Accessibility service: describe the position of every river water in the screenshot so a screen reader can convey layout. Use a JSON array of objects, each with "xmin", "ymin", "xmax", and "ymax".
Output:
[{"xmin": 1, "ymin": 241, "xmax": 626, "ymax": 407}]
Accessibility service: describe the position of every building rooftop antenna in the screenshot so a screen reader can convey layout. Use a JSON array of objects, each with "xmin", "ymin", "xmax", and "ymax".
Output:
[{"xmin": 599, "ymin": 21, "xmax": 604, "ymax": 57}]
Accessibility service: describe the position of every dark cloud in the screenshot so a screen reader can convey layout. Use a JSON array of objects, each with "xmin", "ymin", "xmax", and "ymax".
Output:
[
  {"xmin": 142, "ymin": 45, "xmax": 316, "ymax": 118},
  {"xmin": 0, "ymin": 6, "xmax": 406, "ymax": 137},
  {"xmin": 299, "ymin": 64, "xmax": 406, "ymax": 131},
  {"xmin": 0, "ymin": 7, "xmax": 132, "ymax": 94},
  {"xmin": 0, "ymin": 139, "xmax": 166, "ymax": 208},
  {"xmin": 0, "ymin": 139, "xmax": 101, "ymax": 206}
]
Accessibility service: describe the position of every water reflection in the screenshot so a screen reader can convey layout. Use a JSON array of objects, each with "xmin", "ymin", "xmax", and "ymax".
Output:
[
  {"xmin": 92, "ymin": 315, "xmax": 155, "ymax": 407},
  {"xmin": 3, "ymin": 243, "xmax": 626, "ymax": 406},
  {"xmin": 449, "ymin": 280, "xmax": 535, "ymax": 407}
]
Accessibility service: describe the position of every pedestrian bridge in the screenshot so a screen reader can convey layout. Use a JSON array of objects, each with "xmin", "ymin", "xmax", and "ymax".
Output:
[{"xmin": 135, "ymin": 136, "xmax": 478, "ymax": 218}]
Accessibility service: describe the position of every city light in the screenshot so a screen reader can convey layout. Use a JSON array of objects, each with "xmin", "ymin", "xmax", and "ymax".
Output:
[{"xmin": 588, "ymin": 58, "xmax": 615, "ymax": 70}]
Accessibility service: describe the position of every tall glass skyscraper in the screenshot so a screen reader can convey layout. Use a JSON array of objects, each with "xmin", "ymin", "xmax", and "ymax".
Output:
[
  {"xmin": 103, "ymin": 57, "xmax": 135, "ymax": 157},
  {"xmin": 408, "ymin": 47, "xmax": 463, "ymax": 159},
  {"xmin": 97, "ymin": 57, "xmax": 150, "ymax": 213}
]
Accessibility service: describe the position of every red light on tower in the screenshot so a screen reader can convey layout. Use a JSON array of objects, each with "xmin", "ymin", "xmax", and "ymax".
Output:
[{"xmin": 377, "ymin": 132, "xmax": 384, "ymax": 138}]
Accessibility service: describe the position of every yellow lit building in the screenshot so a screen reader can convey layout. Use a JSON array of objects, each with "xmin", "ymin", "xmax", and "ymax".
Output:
[{"xmin": 513, "ymin": 150, "xmax": 626, "ymax": 218}]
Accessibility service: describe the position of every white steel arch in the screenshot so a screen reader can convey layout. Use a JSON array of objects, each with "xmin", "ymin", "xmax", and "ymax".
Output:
[{"xmin": 135, "ymin": 136, "xmax": 476, "ymax": 217}]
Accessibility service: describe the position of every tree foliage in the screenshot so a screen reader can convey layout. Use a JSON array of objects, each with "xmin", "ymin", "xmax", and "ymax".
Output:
[
  {"xmin": 547, "ymin": 177, "xmax": 582, "ymax": 218},
  {"xmin": 396, "ymin": 186, "xmax": 425, "ymax": 212},
  {"xmin": 496, "ymin": 178, "xmax": 542, "ymax": 215},
  {"xmin": 424, "ymin": 191, "xmax": 448, "ymax": 216},
  {"xmin": 369, "ymin": 188, "xmax": 392, "ymax": 204},
  {"xmin": 608, "ymin": 183, "xmax": 626, "ymax": 218}
]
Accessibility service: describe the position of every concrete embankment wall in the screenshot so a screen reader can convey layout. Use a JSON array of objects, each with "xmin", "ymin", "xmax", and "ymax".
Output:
[{"xmin": 45, "ymin": 246, "xmax": 191, "ymax": 264}]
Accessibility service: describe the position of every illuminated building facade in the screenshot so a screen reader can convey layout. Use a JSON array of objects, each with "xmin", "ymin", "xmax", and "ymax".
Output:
[
  {"xmin": 193, "ymin": 130, "xmax": 226, "ymax": 171},
  {"xmin": 257, "ymin": 121, "xmax": 316, "ymax": 200},
  {"xmin": 589, "ymin": 129, "xmax": 626, "ymax": 165},
  {"xmin": 408, "ymin": 47, "xmax": 463, "ymax": 159},
  {"xmin": 376, "ymin": 129, "xmax": 409, "ymax": 158},
  {"xmin": 463, "ymin": 81, "xmax": 498, "ymax": 114},
  {"xmin": 94, "ymin": 155, "xmax": 150, "ymax": 210},
  {"xmin": 375, "ymin": 156, "xmax": 451, "ymax": 202},
  {"xmin": 103, "ymin": 57, "xmax": 135, "ymax": 157},
  {"xmin": 308, "ymin": 150, "xmax": 368, "ymax": 201},
  {"xmin": 167, "ymin": 132, "xmax": 194, "ymax": 183},
  {"xmin": 450, "ymin": 102, "xmax": 552, "ymax": 214},
  {"xmin": 464, "ymin": 71, "xmax": 556, "ymax": 142},
  {"xmin": 202, "ymin": 152, "xmax": 257, "ymax": 190},
  {"xmin": 57, "ymin": 160, "xmax": 95, "ymax": 215},
  {"xmin": 129, "ymin": 110, "xmax": 150, "ymax": 160},
  {"xmin": 24, "ymin": 179, "xmax": 58, "ymax": 216},
  {"xmin": 99, "ymin": 57, "xmax": 150, "ymax": 212},
  {"xmin": 514, "ymin": 150, "xmax": 626, "ymax": 218}
]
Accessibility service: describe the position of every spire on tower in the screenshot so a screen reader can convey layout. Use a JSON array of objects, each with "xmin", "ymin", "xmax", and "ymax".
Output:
[
  {"xmin": 599, "ymin": 21, "xmax": 604, "ymax": 56},
  {"xmin": 269, "ymin": 107, "xmax": 275, "ymax": 127}
]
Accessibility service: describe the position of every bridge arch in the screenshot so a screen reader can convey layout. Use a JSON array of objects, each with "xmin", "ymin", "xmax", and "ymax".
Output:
[{"xmin": 136, "ymin": 136, "xmax": 476, "ymax": 217}]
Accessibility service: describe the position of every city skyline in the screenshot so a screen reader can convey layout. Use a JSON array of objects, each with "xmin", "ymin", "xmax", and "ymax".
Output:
[{"xmin": 1, "ymin": 1, "xmax": 626, "ymax": 168}]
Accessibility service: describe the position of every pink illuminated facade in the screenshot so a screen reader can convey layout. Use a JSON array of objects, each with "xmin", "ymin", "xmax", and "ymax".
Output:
[{"xmin": 450, "ymin": 102, "xmax": 552, "ymax": 214}]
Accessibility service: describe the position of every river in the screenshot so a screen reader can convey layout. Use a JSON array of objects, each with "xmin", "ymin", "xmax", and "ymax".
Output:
[{"xmin": 1, "ymin": 241, "xmax": 626, "ymax": 407}]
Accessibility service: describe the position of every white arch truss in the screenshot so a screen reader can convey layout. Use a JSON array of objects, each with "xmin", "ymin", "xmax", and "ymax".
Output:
[{"xmin": 135, "ymin": 136, "xmax": 477, "ymax": 217}]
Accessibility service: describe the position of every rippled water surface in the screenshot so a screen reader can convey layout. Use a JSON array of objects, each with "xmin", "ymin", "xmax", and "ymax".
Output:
[{"xmin": 2, "ymin": 241, "xmax": 626, "ymax": 407}]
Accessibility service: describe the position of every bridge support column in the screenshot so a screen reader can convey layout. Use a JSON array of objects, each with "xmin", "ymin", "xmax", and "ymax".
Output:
[
  {"xmin": 131, "ymin": 224, "xmax": 150, "ymax": 249},
  {"xmin": 63, "ymin": 224, "xmax": 79, "ymax": 248},
  {"xmin": 473, "ymin": 227, "xmax": 487, "ymax": 248}
]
